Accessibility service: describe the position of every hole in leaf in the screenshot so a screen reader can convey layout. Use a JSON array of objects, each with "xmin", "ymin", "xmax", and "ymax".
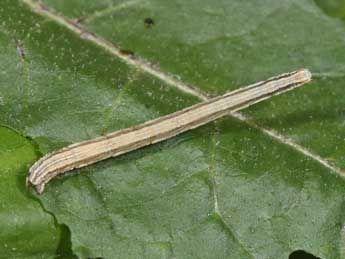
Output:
[
  {"xmin": 144, "ymin": 17, "xmax": 155, "ymax": 27},
  {"xmin": 289, "ymin": 250, "xmax": 321, "ymax": 259}
]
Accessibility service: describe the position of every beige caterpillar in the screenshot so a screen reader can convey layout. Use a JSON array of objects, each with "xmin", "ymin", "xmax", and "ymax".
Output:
[{"xmin": 27, "ymin": 69, "xmax": 312, "ymax": 194}]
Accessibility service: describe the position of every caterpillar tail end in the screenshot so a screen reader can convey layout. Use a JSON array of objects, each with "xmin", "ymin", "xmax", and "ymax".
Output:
[{"xmin": 26, "ymin": 176, "xmax": 45, "ymax": 195}]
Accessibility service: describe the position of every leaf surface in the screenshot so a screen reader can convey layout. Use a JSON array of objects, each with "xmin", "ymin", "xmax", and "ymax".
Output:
[
  {"xmin": 1, "ymin": 0, "xmax": 345, "ymax": 258},
  {"xmin": 43, "ymin": 0, "xmax": 345, "ymax": 169},
  {"xmin": 0, "ymin": 127, "xmax": 72, "ymax": 258}
]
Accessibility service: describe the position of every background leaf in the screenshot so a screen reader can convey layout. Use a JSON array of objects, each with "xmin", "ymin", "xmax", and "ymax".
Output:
[
  {"xmin": 0, "ymin": 126, "xmax": 73, "ymax": 258},
  {"xmin": 1, "ymin": 0, "xmax": 345, "ymax": 258}
]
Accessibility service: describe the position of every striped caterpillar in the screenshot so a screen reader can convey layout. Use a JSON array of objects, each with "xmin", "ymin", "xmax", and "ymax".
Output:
[{"xmin": 27, "ymin": 69, "xmax": 312, "ymax": 194}]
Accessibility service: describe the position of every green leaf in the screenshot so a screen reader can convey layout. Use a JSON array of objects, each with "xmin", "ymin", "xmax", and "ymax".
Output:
[
  {"xmin": 43, "ymin": 0, "xmax": 345, "ymax": 170},
  {"xmin": 1, "ymin": 0, "xmax": 345, "ymax": 258},
  {"xmin": 0, "ymin": 126, "xmax": 73, "ymax": 258}
]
